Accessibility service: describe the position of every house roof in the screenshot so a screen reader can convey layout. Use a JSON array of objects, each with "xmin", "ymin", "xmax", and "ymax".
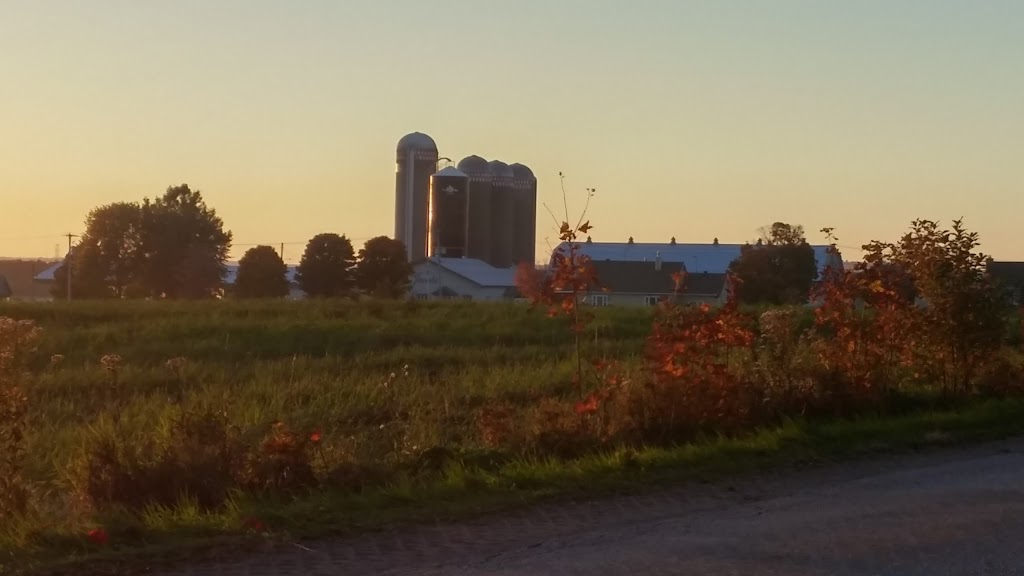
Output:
[
  {"xmin": 555, "ymin": 241, "xmax": 841, "ymax": 278},
  {"xmin": 988, "ymin": 261, "xmax": 1024, "ymax": 285},
  {"xmin": 34, "ymin": 262, "xmax": 62, "ymax": 282},
  {"xmin": 590, "ymin": 260, "xmax": 726, "ymax": 296},
  {"xmin": 426, "ymin": 257, "xmax": 516, "ymax": 287}
]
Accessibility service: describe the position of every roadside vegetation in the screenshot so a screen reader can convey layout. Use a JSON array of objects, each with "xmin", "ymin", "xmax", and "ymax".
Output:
[{"xmin": 1, "ymin": 217, "xmax": 1023, "ymax": 575}]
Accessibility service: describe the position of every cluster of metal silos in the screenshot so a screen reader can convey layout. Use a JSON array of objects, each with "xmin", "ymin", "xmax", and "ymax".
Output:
[
  {"xmin": 455, "ymin": 155, "xmax": 537, "ymax": 268},
  {"xmin": 394, "ymin": 132, "xmax": 537, "ymax": 268}
]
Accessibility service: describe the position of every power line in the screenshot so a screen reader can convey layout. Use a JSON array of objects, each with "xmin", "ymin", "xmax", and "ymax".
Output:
[
  {"xmin": 232, "ymin": 241, "xmax": 309, "ymax": 247},
  {"xmin": 0, "ymin": 233, "xmax": 74, "ymax": 242},
  {"xmin": 232, "ymin": 236, "xmax": 377, "ymax": 247}
]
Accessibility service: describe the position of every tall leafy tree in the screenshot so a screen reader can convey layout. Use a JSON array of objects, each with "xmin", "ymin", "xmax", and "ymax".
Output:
[
  {"xmin": 729, "ymin": 222, "xmax": 817, "ymax": 305},
  {"xmin": 356, "ymin": 236, "xmax": 412, "ymax": 299},
  {"xmin": 50, "ymin": 202, "xmax": 144, "ymax": 299},
  {"xmin": 296, "ymin": 233, "xmax": 356, "ymax": 298},
  {"xmin": 137, "ymin": 184, "xmax": 232, "ymax": 299},
  {"xmin": 862, "ymin": 218, "xmax": 1005, "ymax": 391},
  {"xmin": 233, "ymin": 245, "xmax": 289, "ymax": 299}
]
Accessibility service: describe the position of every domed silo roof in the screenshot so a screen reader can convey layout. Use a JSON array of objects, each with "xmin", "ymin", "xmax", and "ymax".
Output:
[
  {"xmin": 396, "ymin": 132, "xmax": 438, "ymax": 152},
  {"xmin": 487, "ymin": 160, "xmax": 515, "ymax": 179},
  {"xmin": 509, "ymin": 163, "xmax": 535, "ymax": 180},
  {"xmin": 457, "ymin": 155, "xmax": 489, "ymax": 175},
  {"xmin": 432, "ymin": 166, "xmax": 468, "ymax": 178}
]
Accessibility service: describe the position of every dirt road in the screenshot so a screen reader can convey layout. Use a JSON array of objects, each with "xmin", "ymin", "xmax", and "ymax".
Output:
[{"xmin": 160, "ymin": 438, "xmax": 1024, "ymax": 575}]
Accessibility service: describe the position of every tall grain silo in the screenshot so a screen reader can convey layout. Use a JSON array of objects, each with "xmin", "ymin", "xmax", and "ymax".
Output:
[
  {"xmin": 428, "ymin": 166, "xmax": 470, "ymax": 258},
  {"xmin": 488, "ymin": 160, "xmax": 516, "ymax": 269},
  {"xmin": 395, "ymin": 132, "xmax": 438, "ymax": 262},
  {"xmin": 458, "ymin": 155, "xmax": 493, "ymax": 265},
  {"xmin": 509, "ymin": 163, "xmax": 538, "ymax": 266}
]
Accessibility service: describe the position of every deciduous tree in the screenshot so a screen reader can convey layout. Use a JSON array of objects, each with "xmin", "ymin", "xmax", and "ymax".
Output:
[
  {"xmin": 355, "ymin": 236, "xmax": 412, "ymax": 299},
  {"xmin": 515, "ymin": 177, "xmax": 600, "ymax": 391},
  {"xmin": 729, "ymin": 222, "xmax": 817, "ymax": 305},
  {"xmin": 296, "ymin": 233, "xmax": 356, "ymax": 298},
  {"xmin": 136, "ymin": 185, "xmax": 232, "ymax": 299},
  {"xmin": 862, "ymin": 218, "xmax": 1006, "ymax": 392},
  {"xmin": 50, "ymin": 202, "xmax": 144, "ymax": 299},
  {"xmin": 233, "ymin": 245, "xmax": 289, "ymax": 299}
]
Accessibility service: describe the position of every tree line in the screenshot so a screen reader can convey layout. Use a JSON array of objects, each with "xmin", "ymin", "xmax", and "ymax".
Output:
[
  {"xmin": 53, "ymin": 184, "xmax": 412, "ymax": 300},
  {"xmin": 725, "ymin": 219, "xmax": 1015, "ymax": 317}
]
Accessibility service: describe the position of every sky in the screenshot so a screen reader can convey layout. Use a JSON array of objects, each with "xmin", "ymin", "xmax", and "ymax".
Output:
[{"xmin": 1, "ymin": 0, "xmax": 1022, "ymax": 263}]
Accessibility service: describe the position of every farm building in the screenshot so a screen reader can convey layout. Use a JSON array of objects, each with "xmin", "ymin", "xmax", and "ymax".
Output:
[
  {"xmin": 549, "ymin": 239, "xmax": 844, "ymax": 307},
  {"xmin": 0, "ymin": 259, "xmax": 60, "ymax": 300},
  {"xmin": 988, "ymin": 261, "xmax": 1024, "ymax": 305},
  {"xmin": 584, "ymin": 260, "xmax": 728, "ymax": 306},
  {"xmin": 410, "ymin": 257, "xmax": 518, "ymax": 301}
]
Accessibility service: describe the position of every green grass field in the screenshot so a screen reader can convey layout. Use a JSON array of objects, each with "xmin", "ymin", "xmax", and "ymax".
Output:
[
  {"xmin": 5, "ymin": 300, "xmax": 650, "ymax": 477},
  {"xmin": 0, "ymin": 301, "xmax": 655, "ymax": 569},
  {"xmin": 1, "ymin": 299, "xmax": 1022, "ymax": 575}
]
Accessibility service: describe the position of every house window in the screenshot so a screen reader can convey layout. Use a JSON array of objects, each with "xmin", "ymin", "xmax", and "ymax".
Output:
[
  {"xmin": 414, "ymin": 294, "xmax": 428, "ymax": 301},
  {"xmin": 644, "ymin": 295, "xmax": 662, "ymax": 306},
  {"xmin": 462, "ymin": 295, "xmax": 473, "ymax": 301},
  {"xmin": 589, "ymin": 294, "xmax": 609, "ymax": 307}
]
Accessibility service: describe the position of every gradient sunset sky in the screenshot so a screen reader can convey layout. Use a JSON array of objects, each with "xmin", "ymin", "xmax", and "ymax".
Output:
[{"xmin": 2, "ymin": 0, "xmax": 1022, "ymax": 262}]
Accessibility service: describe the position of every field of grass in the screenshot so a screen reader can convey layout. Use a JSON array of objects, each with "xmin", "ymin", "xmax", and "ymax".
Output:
[
  {"xmin": 4, "ymin": 299, "xmax": 651, "ymax": 475},
  {"xmin": 0, "ymin": 301, "xmax": 652, "ymax": 569},
  {"xmin": 0, "ymin": 299, "xmax": 1022, "ymax": 575}
]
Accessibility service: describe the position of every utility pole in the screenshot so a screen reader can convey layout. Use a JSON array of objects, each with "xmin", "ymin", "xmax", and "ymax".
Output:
[
  {"xmin": 65, "ymin": 233, "xmax": 78, "ymax": 302},
  {"xmin": 280, "ymin": 243, "xmax": 284, "ymax": 261}
]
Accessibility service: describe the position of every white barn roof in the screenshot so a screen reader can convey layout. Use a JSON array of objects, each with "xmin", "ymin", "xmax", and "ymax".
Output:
[
  {"xmin": 555, "ymin": 241, "xmax": 841, "ymax": 278},
  {"xmin": 429, "ymin": 257, "xmax": 516, "ymax": 287},
  {"xmin": 33, "ymin": 262, "xmax": 62, "ymax": 282}
]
